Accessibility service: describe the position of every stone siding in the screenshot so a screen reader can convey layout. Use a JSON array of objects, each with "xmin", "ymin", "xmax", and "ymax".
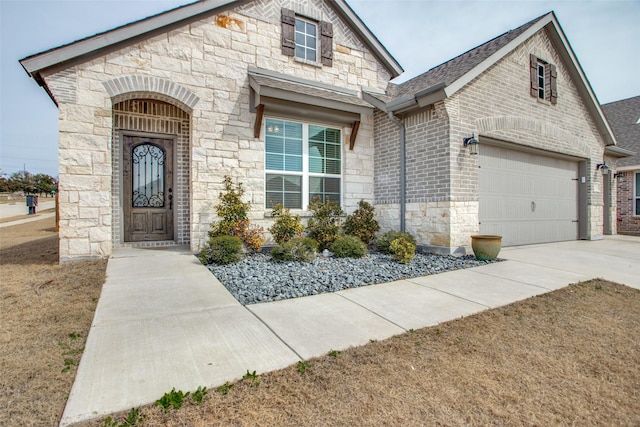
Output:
[{"xmin": 43, "ymin": 0, "xmax": 390, "ymax": 261}]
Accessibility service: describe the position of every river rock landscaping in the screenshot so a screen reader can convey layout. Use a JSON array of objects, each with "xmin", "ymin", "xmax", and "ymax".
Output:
[{"xmin": 207, "ymin": 252, "xmax": 497, "ymax": 305}]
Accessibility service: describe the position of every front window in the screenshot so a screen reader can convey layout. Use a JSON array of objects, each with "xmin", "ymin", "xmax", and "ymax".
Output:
[
  {"xmin": 265, "ymin": 118, "xmax": 341, "ymax": 209},
  {"xmin": 295, "ymin": 17, "xmax": 317, "ymax": 62},
  {"xmin": 635, "ymin": 172, "xmax": 640, "ymax": 216}
]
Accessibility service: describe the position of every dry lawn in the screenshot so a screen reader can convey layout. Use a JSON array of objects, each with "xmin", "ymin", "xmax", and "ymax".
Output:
[
  {"xmin": 2, "ymin": 217, "xmax": 639, "ymax": 427},
  {"xmin": 86, "ymin": 284, "xmax": 640, "ymax": 425},
  {"xmin": 0, "ymin": 216, "xmax": 106, "ymax": 426}
]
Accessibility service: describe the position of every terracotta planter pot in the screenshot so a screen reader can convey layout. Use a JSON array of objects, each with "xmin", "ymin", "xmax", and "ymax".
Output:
[{"xmin": 471, "ymin": 235, "xmax": 502, "ymax": 260}]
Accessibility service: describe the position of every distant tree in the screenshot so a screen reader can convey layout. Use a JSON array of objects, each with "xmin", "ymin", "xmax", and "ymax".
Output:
[
  {"xmin": 33, "ymin": 173, "xmax": 58, "ymax": 195},
  {"xmin": 9, "ymin": 171, "xmax": 35, "ymax": 193},
  {"xmin": 0, "ymin": 169, "xmax": 9, "ymax": 193}
]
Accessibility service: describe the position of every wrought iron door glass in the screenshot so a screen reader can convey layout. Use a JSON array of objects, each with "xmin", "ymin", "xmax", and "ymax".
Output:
[{"xmin": 132, "ymin": 143, "xmax": 165, "ymax": 207}]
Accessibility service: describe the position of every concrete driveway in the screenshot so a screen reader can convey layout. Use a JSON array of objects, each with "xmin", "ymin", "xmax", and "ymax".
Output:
[{"xmin": 60, "ymin": 235, "xmax": 640, "ymax": 426}]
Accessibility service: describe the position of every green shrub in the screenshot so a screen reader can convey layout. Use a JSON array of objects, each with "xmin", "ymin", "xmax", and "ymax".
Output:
[
  {"xmin": 389, "ymin": 237, "xmax": 416, "ymax": 264},
  {"xmin": 271, "ymin": 237, "xmax": 317, "ymax": 262},
  {"xmin": 269, "ymin": 203, "xmax": 305, "ymax": 244},
  {"xmin": 201, "ymin": 235, "xmax": 243, "ymax": 265},
  {"xmin": 306, "ymin": 198, "xmax": 343, "ymax": 251},
  {"xmin": 375, "ymin": 230, "xmax": 416, "ymax": 254},
  {"xmin": 330, "ymin": 235, "xmax": 368, "ymax": 258},
  {"xmin": 343, "ymin": 200, "xmax": 380, "ymax": 245},
  {"xmin": 209, "ymin": 176, "xmax": 264, "ymax": 252}
]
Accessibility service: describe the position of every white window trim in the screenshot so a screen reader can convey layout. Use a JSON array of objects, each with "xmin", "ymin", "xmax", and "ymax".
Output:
[
  {"xmin": 265, "ymin": 118, "xmax": 343, "ymax": 211},
  {"xmin": 294, "ymin": 16, "xmax": 318, "ymax": 63},
  {"xmin": 537, "ymin": 62, "xmax": 546, "ymax": 100}
]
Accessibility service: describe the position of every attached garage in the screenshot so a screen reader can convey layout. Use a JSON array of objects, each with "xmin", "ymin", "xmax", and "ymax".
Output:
[{"xmin": 479, "ymin": 142, "xmax": 580, "ymax": 246}]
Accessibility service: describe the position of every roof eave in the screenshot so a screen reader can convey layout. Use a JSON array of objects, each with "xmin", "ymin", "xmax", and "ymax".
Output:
[
  {"xmin": 20, "ymin": 0, "xmax": 404, "ymax": 82},
  {"xmin": 19, "ymin": 0, "xmax": 246, "ymax": 76},
  {"xmin": 605, "ymin": 145, "xmax": 635, "ymax": 158}
]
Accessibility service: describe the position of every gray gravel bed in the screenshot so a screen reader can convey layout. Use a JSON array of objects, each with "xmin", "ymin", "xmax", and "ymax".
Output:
[{"xmin": 207, "ymin": 252, "xmax": 497, "ymax": 305}]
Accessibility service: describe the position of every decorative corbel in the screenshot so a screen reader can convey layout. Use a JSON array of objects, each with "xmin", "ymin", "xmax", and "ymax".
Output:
[
  {"xmin": 349, "ymin": 120, "xmax": 360, "ymax": 150},
  {"xmin": 253, "ymin": 104, "xmax": 265, "ymax": 138}
]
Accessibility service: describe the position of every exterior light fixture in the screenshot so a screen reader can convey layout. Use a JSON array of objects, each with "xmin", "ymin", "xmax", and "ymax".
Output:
[
  {"xmin": 596, "ymin": 163, "xmax": 609, "ymax": 175},
  {"xmin": 463, "ymin": 134, "xmax": 479, "ymax": 155},
  {"xmin": 614, "ymin": 171, "xmax": 624, "ymax": 182}
]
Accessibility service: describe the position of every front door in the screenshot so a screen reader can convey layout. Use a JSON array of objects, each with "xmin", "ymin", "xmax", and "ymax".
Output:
[{"xmin": 123, "ymin": 135, "xmax": 174, "ymax": 242}]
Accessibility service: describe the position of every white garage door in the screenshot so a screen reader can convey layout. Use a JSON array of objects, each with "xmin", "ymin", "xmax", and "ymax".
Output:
[{"xmin": 479, "ymin": 144, "xmax": 578, "ymax": 246}]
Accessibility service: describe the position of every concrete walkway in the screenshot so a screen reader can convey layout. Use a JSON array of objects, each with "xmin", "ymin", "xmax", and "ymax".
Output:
[{"xmin": 60, "ymin": 236, "xmax": 640, "ymax": 426}]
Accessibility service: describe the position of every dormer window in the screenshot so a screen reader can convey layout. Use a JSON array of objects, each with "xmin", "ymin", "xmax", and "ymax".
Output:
[
  {"xmin": 281, "ymin": 8, "xmax": 333, "ymax": 66},
  {"xmin": 530, "ymin": 54, "xmax": 557, "ymax": 104}
]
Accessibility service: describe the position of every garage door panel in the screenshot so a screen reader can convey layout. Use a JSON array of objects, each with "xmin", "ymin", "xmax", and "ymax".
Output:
[{"xmin": 479, "ymin": 144, "xmax": 578, "ymax": 247}]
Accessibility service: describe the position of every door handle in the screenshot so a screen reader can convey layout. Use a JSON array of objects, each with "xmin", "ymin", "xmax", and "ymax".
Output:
[
  {"xmin": 531, "ymin": 201, "xmax": 536, "ymax": 212},
  {"xmin": 168, "ymin": 188, "xmax": 173, "ymax": 210}
]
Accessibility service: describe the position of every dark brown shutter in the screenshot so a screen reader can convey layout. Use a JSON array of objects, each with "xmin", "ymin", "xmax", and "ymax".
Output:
[
  {"xmin": 320, "ymin": 21, "xmax": 333, "ymax": 66},
  {"xmin": 529, "ymin": 54, "xmax": 538, "ymax": 98},
  {"xmin": 549, "ymin": 63, "xmax": 558, "ymax": 105},
  {"xmin": 281, "ymin": 8, "xmax": 295, "ymax": 57}
]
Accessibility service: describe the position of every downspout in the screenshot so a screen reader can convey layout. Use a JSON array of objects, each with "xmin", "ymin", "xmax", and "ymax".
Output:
[{"xmin": 387, "ymin": 112, "xmax": 406, "ymax": 232}]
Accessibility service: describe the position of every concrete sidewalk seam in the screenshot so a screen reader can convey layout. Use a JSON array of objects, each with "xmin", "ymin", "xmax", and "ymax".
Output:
[
  {"xmin": 244, "ymin": 306, "xmax": 304, "ymax": 361},
  {"xmin": 335, "ymin": 291, "xmax": 409, "ymax": 332},
  {"xmin": 406, "ymin": 278, "xmax": 493, "ymax": 309}
]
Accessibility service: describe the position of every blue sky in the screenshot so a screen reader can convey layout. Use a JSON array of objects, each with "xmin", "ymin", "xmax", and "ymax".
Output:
[{"xmin": 1, "ymin": 0, "xmax": 639, "ymax": 177}]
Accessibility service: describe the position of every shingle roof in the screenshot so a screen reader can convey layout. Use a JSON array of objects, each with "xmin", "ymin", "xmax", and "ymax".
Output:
[
  {"xmin": 388, "ymin": 13, "xmax": 547, "ymax": 99},
  {"xmin": 602, "ymin": 96, "xmax": 640, "ymax": 167}
]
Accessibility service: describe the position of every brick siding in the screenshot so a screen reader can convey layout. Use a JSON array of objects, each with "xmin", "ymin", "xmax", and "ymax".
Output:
[{"xmin": 617, "ymin": 170, "xmax": 640, "ymax": 234}]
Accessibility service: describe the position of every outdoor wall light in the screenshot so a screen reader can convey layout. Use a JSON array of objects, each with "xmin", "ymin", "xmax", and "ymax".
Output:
[
  {"xmin": 463, "ymin": 134, "xmax": 479, "ymax": 155},
  {"xmin": 596, "ymin": 162, "xmax": 609, "ymax": 175},
  {"xmin": 614, "ymin": 171, "xmax": 625, "ymax": 182}
]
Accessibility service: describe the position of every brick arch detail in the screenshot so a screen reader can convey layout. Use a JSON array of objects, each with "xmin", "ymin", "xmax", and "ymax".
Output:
[
  {"xmin": 103, "ymin": 76, "xmax": 199, "ymax": 111},
  {"xmin": 475, "ymin": 116, "xmax": 589, "ymax": 157}
]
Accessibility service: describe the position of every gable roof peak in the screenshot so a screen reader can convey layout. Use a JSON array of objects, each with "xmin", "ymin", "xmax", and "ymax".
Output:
[
  {"xmin": 389, "ymin": 11, "xmax": 553, "ymax": 99},
  {"xmin": 20, "ymin": 0, "xmax": 403, "ymax": 86}
]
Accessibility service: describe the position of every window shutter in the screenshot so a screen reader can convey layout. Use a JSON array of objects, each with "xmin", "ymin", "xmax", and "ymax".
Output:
[
  {"xmin": 549, "ymin": 63, "xmax": 558, "ymax": 105},
  {"xmin": 281, "ymin": 8, "xmax": 295, "ymax": 57},
  {"xmin": 529, "ymin": 54, "xmax": 538, "ymax": 97},
  {"xmin": 320, "ymin": 21, "xmax": 333, "ymax": 67}
]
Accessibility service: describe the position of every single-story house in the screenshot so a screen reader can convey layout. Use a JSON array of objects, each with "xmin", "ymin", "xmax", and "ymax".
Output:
[
  {"xmin": 19, "ymin": 0, "xmax": 622, "ymax": 262},
  {"xmin": 602, "ymin": 96, "xmax": 640, "ymax": 235}
]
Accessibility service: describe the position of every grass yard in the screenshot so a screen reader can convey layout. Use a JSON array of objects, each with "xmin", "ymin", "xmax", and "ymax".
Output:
[
  {"xmin": 1, "ymin": 216, "xmax": 639, "ymax": 426},
  {"xmin": 0, "ymin": 216, "xmax": 106, "ymax": 426}
]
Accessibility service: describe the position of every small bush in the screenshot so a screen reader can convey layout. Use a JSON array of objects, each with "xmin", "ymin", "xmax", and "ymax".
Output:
[
  {"xmin": 306, "ymin": 198, "xmax": 343, "ymax": 251},
  {"xmin": 232, "ymin": 219, "xmax": 265, "ymax": 253},
  {"xmin": 269, "ymin": 203, "xmax": 305, "ymax": 244},
  {"xmin": 209, "ymin": 176, "xmax": 250, "ymax": 237},
  {"xmin": 208, "ymin": 176, "xmax": 264, "ymax": 253},
  {"xmin": 375, "ymin": 230, "xmax": 416, "ymax": 254},
  {"xmin": 201, "ymin": 235, "xmax": 243, "ymax": 265},
  {"xmin": 271, "ymin": 237, "xmax": 317, "ymax": 263},
  {"xmin": 343, "ymin": 200, "xmax": 380, "ymax": 245},
  {"xmin": 330, "ymin": 235, "xmax": 368, "ymax": 258},
  {"xmin": 390, "ymin": 237, "xmax": 416, "ymax": 264}
]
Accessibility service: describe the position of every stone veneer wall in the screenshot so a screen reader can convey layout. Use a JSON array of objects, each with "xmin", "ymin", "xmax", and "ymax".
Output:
[
  {"xmin": 617, "ymin": 170, "xmax": 640, "ymax": 234},
  {"xmin": 43, "ymin": 0, "xmax": 390, "ymax": 260}
]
